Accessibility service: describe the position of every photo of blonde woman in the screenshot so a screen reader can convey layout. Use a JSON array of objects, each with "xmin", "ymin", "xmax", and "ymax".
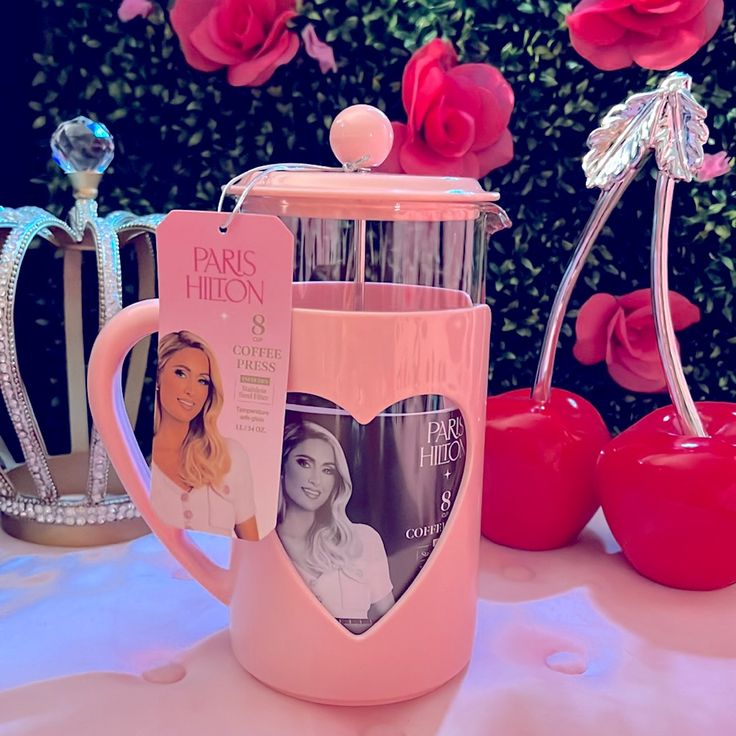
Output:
[
  {"xmin": 151, "ymin": 331, "xmax": 258, "ymax": 540},
  {"xmin": 276, "ymin": 419, "xmax": 395, "ymax": 633}
]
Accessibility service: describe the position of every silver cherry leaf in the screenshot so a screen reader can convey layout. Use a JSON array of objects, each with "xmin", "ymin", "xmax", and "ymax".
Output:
[
  {"xmin": 583, "ymin": 89, "xmax": 664, "ymax": 191},
  {"xmin": 652, "ymin": 76, "xmax": 709, "ymax": 183}
]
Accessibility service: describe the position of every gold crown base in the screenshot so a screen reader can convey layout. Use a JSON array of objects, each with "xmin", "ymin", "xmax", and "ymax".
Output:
[
  {"xmin": 1, "ymin": 513, "xmax": 149, "ymax": 547},
  {"xmin": 0, "ymin": 452, "xmax": 150, "ymax": 547}
]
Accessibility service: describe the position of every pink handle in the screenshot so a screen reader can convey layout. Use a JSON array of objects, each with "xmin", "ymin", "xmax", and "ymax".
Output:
[{"xmin": 88, "ymin": 299, "xmax": 234, "ymax": 604}]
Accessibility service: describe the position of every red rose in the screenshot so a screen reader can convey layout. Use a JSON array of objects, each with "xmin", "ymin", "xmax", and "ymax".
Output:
[
  {"xmin": 573, "ymin": 289, "xmax": 700, "ymax": 393},
  {"xmin": 380, "ymin": 39, "xmax": 514, "ymax": 179},
  {"xmin": 171, "ymin": 0, "xmax": 299, "ymax": 87},
  {"xmin": 566, "ymin": 0, "xmax": 724, "ymax": 71}
]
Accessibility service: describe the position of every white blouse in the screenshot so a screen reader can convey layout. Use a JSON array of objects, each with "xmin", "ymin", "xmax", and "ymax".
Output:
[
  {"xmin": 150, "ymin": 438, "xmax": 256, "ymax": 535},
  {"xmin": 293, "ymin": 524, "xmax": 393, "ymax": 620}
]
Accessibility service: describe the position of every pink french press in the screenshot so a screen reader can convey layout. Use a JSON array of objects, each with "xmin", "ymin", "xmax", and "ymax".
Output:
[{"xmin": 88, "ymin": 105, "xmax": 510, "ymax": 705}]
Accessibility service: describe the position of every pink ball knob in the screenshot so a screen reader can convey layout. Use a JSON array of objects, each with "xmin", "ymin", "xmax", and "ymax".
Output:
[{"xmin": 329, "ymin": 104, "xmax": 394, "ymax": 168}]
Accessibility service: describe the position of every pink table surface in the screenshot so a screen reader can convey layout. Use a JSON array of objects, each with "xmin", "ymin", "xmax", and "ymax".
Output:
[{"xmin": 1, "ymin": 511, "xmax": 734, "ymax": 736}]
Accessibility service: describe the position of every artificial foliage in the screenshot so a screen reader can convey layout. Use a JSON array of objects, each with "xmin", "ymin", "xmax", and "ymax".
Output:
[{"xmin": 2, "ymin": 0, "xmax": 735, "ymax": 460}]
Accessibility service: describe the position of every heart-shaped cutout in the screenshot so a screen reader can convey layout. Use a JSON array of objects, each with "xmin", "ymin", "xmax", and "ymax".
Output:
[{"xmin": 278, "ymin": 392, "xmax": 467, "ymax": 634}]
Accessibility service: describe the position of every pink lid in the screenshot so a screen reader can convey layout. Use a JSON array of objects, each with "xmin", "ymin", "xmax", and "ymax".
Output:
[{"xmin": 228, "ymin": 105, "xmax": 503, "ymax": 222}]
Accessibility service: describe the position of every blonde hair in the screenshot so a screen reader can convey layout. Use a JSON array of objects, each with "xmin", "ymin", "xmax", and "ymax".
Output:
[
  {"xmin": 279, "ymin": 420, "xmax": 361, "ymax": 576},
  {"xmin": 155, "ymin": 331, "xmax": 231, "ymax": 488}
]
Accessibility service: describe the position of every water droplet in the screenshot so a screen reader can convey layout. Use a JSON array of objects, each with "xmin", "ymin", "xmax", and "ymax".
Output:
[
  {"xmin": 502, "ymin": 564, "xmax": 535, "ymax": 582},
  {"xmin": 362, "ymin": 726, "xmax": 406, "ymax": 736},
  {"xmin": 545, "ymin": 651, "xmax": 587, "ymax": 675},
  {"xmin": 141, "ymin": 662, "xmax": 187, "ymax": 684}
]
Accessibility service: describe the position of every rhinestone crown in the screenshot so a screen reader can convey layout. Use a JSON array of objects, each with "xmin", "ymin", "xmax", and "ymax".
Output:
[{"xmin": 0, "ymin": 117, "xmax": 162, "ymax": 545}]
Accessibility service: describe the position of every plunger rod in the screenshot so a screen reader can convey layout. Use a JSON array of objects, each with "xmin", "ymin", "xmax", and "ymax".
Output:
[{"xmin": 353, "ymin": 219, "xmax": 366, "ymax": 311}]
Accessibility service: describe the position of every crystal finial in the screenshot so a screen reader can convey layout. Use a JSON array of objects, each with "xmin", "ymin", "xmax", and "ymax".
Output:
[{"xmin": 51, "ymin": 116, "xmax": 115, "ymax": 174}]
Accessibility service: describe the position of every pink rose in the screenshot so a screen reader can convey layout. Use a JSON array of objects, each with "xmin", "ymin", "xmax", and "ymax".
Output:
[
  {"xmin": 566, "ymin": 0, "xmax": 724, "ymax": 71},
  {"xmin": 573, "ymin": 289, "xmax": 700, "ymax": 393},
  {"xmin": 380, "ymin": 39, "xmax": 514, "ymax": 179},
  {"xmin": 170, "ymin": 0, "xmax": 300, "ymax": 87},
  {"xmin": 118, "ymin": 0, "xmax": 154, "ymax": 21},
  {"xmin": 695, "ymin": 151, "xmax": 732, "ymax": 182},
  {"xmin": 300, "ymin": 24, "xmax": 337, "ymax": 74}
]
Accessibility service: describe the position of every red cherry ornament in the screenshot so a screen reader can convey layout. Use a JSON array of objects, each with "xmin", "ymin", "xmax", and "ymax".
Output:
[
  {"xmin": 597, "ymin": 401, "xmax": 736, "ymax": 590},
  {"xmin": 483, "ymin": 388, "xmax": 610, "ymax": 550}
]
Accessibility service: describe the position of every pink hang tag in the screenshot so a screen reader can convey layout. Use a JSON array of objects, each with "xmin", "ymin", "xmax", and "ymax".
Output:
[{"xmin": 151, "ymin": 210, "xmax": 294, "ymax": 540}]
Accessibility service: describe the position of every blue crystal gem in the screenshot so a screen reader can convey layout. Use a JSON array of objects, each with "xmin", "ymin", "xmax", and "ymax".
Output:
[{"xmin": 51, "ymin": 116, "xmax": 114, "ymax": 174}]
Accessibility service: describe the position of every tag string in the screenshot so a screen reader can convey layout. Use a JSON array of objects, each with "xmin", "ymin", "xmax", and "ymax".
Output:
[{"xmin": 216, "ymin": 156, "xmax": 371, "ymax": 234}]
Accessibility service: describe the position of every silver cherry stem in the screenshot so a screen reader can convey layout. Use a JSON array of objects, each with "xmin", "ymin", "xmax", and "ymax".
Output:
[
  {"xmin": 531, "ymin": 168, "xmax": 636, "ymax": 403},
  {"xmin": 650, "ymin": 172, "xmax": 707, "ymax": 437}
]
